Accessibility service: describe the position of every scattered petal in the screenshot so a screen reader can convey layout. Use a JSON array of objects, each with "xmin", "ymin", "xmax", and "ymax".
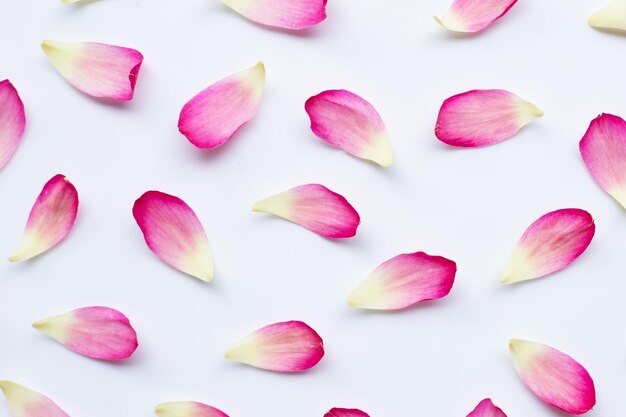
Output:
[
  {"xmin": 305, "ymin": 90, "xmax": 393, "ymax": 167},
  {"xmin": 348, "ymin": 251, "xmax": 456, "ymax": 310},
  {"xmin": 133, "ymin": 191, "xmax": 213, "ymax": 282},
  {"xmin": 0, "ymin": 381, "xmax": 70, "ymax": 417},
  {"xmin": 435, "ymin": 0, "xmax": 518, "ymax": 33},
  {"xmin": 155, "ymin": 402, "xmax": 229, "ymax": 417},
  {"xmin": 500, "ymin": 209, "xmax": 595, "ymax": 284},
  {"xmin": 225, "ymin": 320, "xmax": 324, "ymax": 372},
  {"xmin": 221, "ymin": 0, "xmax": 327, "ymax": 30},
  {"xmin": 509, "ymin": 339, "xmax": 596, "ymax": 414},
  {"xmin": 178, "ymin": 62, "xmax": 265, "ymax": 149},
  {"xmin": 325, "ymin": 408, "xmax": 370, "ymax": 417},
  {"xmin": 253, "ymin": 184, "xmax": 360, "ymax": 238},
  {"xmin": 9, "ymin": 175, "xmax": 78, "ymax": 262},
  {"xmin": 41, "ymin": 40, "xmax": 143, "ymax": 101},
  {"xmin": 466, "ymin": 399, "xmax": 507, "ymax": 417},
  {"xmin": 0, "ymin": 80, "xmax": 26, "ymax": 170},
  {"xmin": 579, "ymin": 113, "xmax": 626, "ymax": 208},
  {"xmin": 435, "ymin": 89, "xmax": 543, "ymax": 147},
  {"xmin": 589, "ymin": 0, "xmax": 626, "ymax": 31},
  {"xmin": 33, "ymin": 306, "xmax": 138, "ymax": 361}
]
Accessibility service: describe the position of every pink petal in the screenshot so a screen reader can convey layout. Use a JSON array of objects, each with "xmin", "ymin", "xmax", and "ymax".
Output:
[
  {"xmin": 589, "ymin": 0, "xmax": 626, "ymax": 31},
  {"xmin": 221, "ymin": 0, "xmax": 327, "ymax": 30},
  {"xmin": 509, "ymin": 339, "xmax": 596, "ymax": 414},
  {"xmin": 253, "ymin": 184, "xmax": 360, "ymax": 239},
  {"xmin": 224, "ymin": 320, "xmax": 324, "ymax": 372},
  {"xmin": 348, "ymin": 251, "xmax": 456, "ymax": 310},
  {"xmin": 466, "ymin": 399, "xmax": 506, "ymax": 417},
  {"xmin": 155, "ymin": 402, "xmax": 229, "ymax": 417},
  {"xmin": 325, "ymin": 408, "xmax": 370, "ymax": 417},
  {"xmin": 9, "ymin": 174, "xmax": 78, "ymax": 262},
  {"xmin": 0, "ymin": 80, "xmax": 26, "ymax": 169},
  {"xmin": 579, "ymin": 113, "xmax": 626, "ymax": 208},
  {"xmin": 179, "ymin": 62, "xmax": 265, "ymax": 149},
  {"xmin": 33, "ymin": 306, "xmax": 138, "ymax": 361},
  {"xmin": 0, "ymin": 381, "xmax": 70, "ymax": 417},
  {"xmin": 435, "ymin": 89, "xmax": 543, "ymax": 147},
  {"xmin": 501, "ymin": 209, "xmax": 595, "ymax": 284},
  {"xmin": 41, "ymin": 40, "xmax": 143, "ymax": 101},
  {"xmin": 133, "ymin": 191, "xmax": 213, "ymax": 282},
  {"xmin": 305, "ymin": 90, "xmax": 393, "ymax": 167},
  {"xmin": 434, "ymin": 0, "xmax": 518, "ymax": 33}
]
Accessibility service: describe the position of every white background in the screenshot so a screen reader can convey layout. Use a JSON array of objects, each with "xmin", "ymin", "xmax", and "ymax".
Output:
[{"xmin": 1, "ymin": 0, "xmax": 625, "ymax": 416}]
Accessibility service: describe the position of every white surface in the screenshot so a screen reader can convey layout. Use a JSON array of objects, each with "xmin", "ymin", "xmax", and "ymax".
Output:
[{"xmin": 1, "ymin": 0, "xmax": 625, "ymax": 416}]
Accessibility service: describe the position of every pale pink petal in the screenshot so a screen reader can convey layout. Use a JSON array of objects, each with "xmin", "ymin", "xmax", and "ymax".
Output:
[
  {"xmin": 466, "ymin": 399, "xmax": 506, "ymax": 417},
  {"xmin": 253, "ymin": 184, "xmax": 360, "ymax": 239},
  {"xmin": 579, "ymin": 113, "xmax": 626, "ymax": 208},
  {"xmin": 155, "ymin": 402, "xmax": 229, "ymax": 417},
  {"xmin": 9, "ymin": 175, "xmax": 78, "ymax": 262},
  {"xmin": 222, "ymin": 0, "xmax": 327, "ymax": 30},
  {"xmin": 435, "ymin": 0, "xmax": 518, "ymax": 32},
  {"xmin": 589, "ymin": 0, "xmax": 626, "ymax": 31},
  {"xmin": 509, "ymin": 339, "xmax": 596, "ymax": 414},
  {"xmin": 0, "ymin": 381, "xmax": 70, "ymax": 417},
  {"xmin": 435, "ymin": 89, "xmax": 543, "ymax": 147},
  {"xmin": 133, "ymin": 191, "xmax": 213, "ymax": 282},
  {"xmin": 325, "ymin": 408, "xmax": 370, "ymax": 417},
  {"xmin": 179, "ymin": 62, "xmax": 265, "ymax": 149},
  {"xmin": 305, "ymin": 90, "xmax": 393, "ymax": 167},
  {"xmin": 0, "ymin": 80, "xmax": 26, "ymax": 169},
  {"xmin": 501, "ymin": 209, "xmax": 595, "ymax": 284},
  {"xmin": 224, "ymin": 320, "xmax": 324, "ymax": 372},
  {"xmin": 348, "ymin": 251, "xmax": 456, "ymax": 310},
  {"xmin": 41, "ymin": 40, "xmax": 143, "ymax": 101},
  {"xmin": 33, "ymin": 307, "xmax": 138, "ymax": 361}
]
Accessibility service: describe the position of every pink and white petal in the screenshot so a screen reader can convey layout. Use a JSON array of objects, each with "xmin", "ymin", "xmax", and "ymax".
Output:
[
  {"xmin": 9, "ymin": 175, "xmax": 78, "ymax": 262},
  {"xmin": 155, "ymin": 402, "xmax": 229, "ymax": 417},
  {"xmin": 41, "ymin": 40, "xmax": 143, "ymax": 101},
  {"xmin": 221, "ymin": 0, "xmax": 327, "ymax": 30},
  {"xmin": 179, "ymin": 62, "xmax": 265, "ymax": 149},
  {"xmin": 0, "ymin": 381, "xmax": 70, "ymax": 417},
  {"xmin": 509, "ymin": 339, "xmax": 596, "ymax": 414},
  {"xmin": 325, "ymin": 408, "xmax": 370, "ymax": 417},
  {"xmin": 435, "ymin": 89, "xmax": 543, "ymax": 147},
  {"xmin": 589, "ymin": 0, "xmax": 626, "ymax": 31},
  {"xmin": 33, "ymin": 307, "xmax": 138, "ymax": 361},
  {"xmin": 501, "ymin": 209, "xmax": 595, "ymax": 284},
  {"xmin": 466, "ymin": 399, "xmax": 506, "ymax": 417},
  {"xmin": 305, "ymin": 90, "xmax": 393, "ymax": 167},
  {"xmin": 434, "ymin": 0, "xmax": 518, "ymax": 33},
  {"xmin": 224, "ymin": 320, "xmax": 324, "ymax": 372},
  {"xmin": 348, "ymin": 251, "xmax": 456, "ymax": 310},
  {"xmin": 0, "ymin": 80, "xmax": 26, "ymax": 170},
  {"xmin": 253, "ymin": 184, "xmax": 360, "ymax": 239},
  {"xmin": 579, "ymin": 113, "xmax": 626, "ymax": 208},
  {"xmin": 133, "ymin": 191, "xmax": 213, "ymax": 282}
]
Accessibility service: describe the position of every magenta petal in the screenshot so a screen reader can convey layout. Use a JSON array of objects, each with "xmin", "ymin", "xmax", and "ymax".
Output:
[
  {"xmin": 221, "ymin": 0, "xmax": 327, "ymax": 30},
  {"xmin": 466, "ymin": 399, "xmax": 507, "ymax": 417},
  {"xmin": 325, "ymin": 408, "xmax": 370, "ymax": 417},
  {"xmin": 435, "ymin": 0, "xmax": 519, "ymax": 32},
  {"xmin": 0, "ymin": 381, "xmax": 70, "ymax": 417},
  {"xmin": 0, "ymin": 80, "xmax": 26, "ymax": 169}
]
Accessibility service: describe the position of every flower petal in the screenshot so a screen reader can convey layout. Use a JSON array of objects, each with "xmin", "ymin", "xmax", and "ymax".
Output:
[
  {"xmin": 500, "ymin": 209, "xmax": 595, "ymax": 284},
  {"xmin": 178, "ymin": 62, "xmax": 265, "ymax": 149},
  {"xmin": 348, "ymin": 251, "xmax": 456, "ymax": 310},
  {"xmin": 0, "ymin": 381, "xmax": 70, "ymax": 417},
  {"xmin": 9, "ymin": 175, "xmax": 78, "ymax": 262},
  {"xmin": 41, "ymin": 40, "xmax": 143, "ymax": 101},
  {"xmin": 224, "ymin": 320, "xmax": 324, "ymax": 372},
  {"xmin": 579, "ymin": 113, "xmax": 626, "ymax": 208},
  {"xmin": 133, "ymin": 191, "xmax": 213, "ymax": 282},
  {"xmin": 325, "ymin": 408, "xmax": 370, "ymax": 417},
  {"xmin": 221, "ymin": 0, "xmax": 327, "ymax": 30},
  {"xmin": 589, "ymin": 0, "xmax": 626, "ymax": 31},
  {"xmin": 155, "ymin": 402, "xmax": 229, "ymax": 417},
  {"xmin": 33, "ymin": 307, "xmax": 138, "ymax": 361},
  {"xmin": 509, "ymin": 339, "xmax": 596, "ymax": 414},
  {"xmin": 305, "ymin": 90, "xmax": 393, "ymax": 167},
  {"xmin": 434, "ymin": 0, "xmax": 518, "ymax": 32},
  {"xmin": 435, "ymin": 90, "xmax": 543, "ymax": 147},
  {"xmin": 466, "ymin": 399, "xmax": 506, "ymax": 417},
  {"xmin": 0, "ymin": 80, "xmax": 26, "ymax": 170},
  {"xmin": 253, "ymin": 184, "xmax": 360, "ymax": 239}
]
